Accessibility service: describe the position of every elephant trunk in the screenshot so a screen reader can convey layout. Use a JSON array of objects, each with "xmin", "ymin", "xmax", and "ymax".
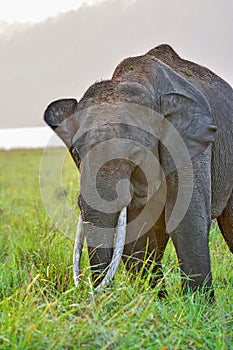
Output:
[{"xmin": 73, "ymin": 207, "xmax": 127, "ymax": 290}]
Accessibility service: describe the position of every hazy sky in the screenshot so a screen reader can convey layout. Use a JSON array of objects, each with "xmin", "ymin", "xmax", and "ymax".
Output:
[
  {"xmin": 0, "ymin": 0, "xmax": 232, "ymax": 129},
  {"xmin": 0, "ymin": 0, "xmax": 100, "ymax": 23}
]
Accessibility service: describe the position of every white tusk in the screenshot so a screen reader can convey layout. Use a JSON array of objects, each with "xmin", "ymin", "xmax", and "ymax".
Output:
[
  {"xmin": 73, "ymin": 215, "xmax": 85, "ymax": 286},
  {"xmin": 95, "ymin": 207, "xmax": 127, "ymax": 291}
]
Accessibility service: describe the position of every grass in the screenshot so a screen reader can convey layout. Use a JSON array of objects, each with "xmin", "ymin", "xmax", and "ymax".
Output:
[
  {"xmin": 0, "ymin": 149, "xmax": 232, "ymax": 350},
  {"xmin": 182, "ymin": 68, "xmax": 192, "ymax": 77}
]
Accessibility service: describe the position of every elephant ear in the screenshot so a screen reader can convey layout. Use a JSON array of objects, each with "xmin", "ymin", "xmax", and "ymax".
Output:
[
  {"xmin": 156, "ymin": 64, "xmax": 217, "ymax": 174},
  {"xmin": 44, "ymin": 98, "xmax": 78, "ymax": 149}
]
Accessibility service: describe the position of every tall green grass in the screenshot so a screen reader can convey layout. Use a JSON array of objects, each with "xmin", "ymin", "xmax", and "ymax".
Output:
[{"xmin": 0, "ymin": 149, "xmax": 232, "ymax": 349}]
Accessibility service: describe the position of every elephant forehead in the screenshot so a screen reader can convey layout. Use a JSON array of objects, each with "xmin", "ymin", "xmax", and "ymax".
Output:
[
  {"xmin": 79, "ymin": 123, "xmax": 121, "ymax": 148},
  {"xmin": 73, "ymin": 122, "xmax": 159, "ymax": 159},
  {"xmin": 72, "ymin": 102, "xmax": 162, "ymax": 142}
]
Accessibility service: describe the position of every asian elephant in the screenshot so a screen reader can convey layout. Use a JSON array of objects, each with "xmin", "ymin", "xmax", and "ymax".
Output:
[{"xmin": 44, "ymin": 44, "xmax": 233, "ymax": 298}]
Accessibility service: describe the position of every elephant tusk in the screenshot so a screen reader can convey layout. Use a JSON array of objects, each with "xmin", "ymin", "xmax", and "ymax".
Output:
[
  {"xmin": 95, "ymin": 207, "xmax": 127, "ymax": 292},
  {"xmin": 73, "ymin": 214, "xmax": 85, "ymax": 286}
]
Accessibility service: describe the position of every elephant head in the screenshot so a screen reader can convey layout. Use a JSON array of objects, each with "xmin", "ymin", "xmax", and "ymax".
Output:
[{"xmin": 44, "ymin": 57, "xmax": 216, "ymax": 290}]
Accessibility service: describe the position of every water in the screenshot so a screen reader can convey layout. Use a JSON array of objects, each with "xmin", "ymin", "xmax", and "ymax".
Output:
[{"xmin": 0, "ymin": 127, "xmax": 64, "ymax": 150}]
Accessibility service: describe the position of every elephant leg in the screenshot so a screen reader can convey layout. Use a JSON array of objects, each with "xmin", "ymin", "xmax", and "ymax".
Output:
[
  {"xmin": 217, "ymin": 190, "xmax": 233, "ymax": 253},
  {"xmin": 169, "ymin": 219, "xmax": 213, "ymax": 297},
  {"xmin": 122, "ymin": 210, "xmax": 169, "ymax": 293},
  {"xmin": 166, "ymin": 148, "xmax": 214, "ymax": 298}
]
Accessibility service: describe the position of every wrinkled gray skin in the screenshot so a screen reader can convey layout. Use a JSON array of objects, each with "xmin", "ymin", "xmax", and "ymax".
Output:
[{"xmin": 44, "ymin": 44, "xmax": 233, "ymax": 298}]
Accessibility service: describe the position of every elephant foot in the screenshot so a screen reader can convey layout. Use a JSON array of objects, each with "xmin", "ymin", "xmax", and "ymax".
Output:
[{"xmin": 182, "ymin": 280, "xmax": 215, "ymax": 303}]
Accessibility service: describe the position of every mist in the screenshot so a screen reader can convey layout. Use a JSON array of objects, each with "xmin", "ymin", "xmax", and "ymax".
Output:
[{"xmin": 0, "ymin": 0, "xmax": 232, "ymax": 128}]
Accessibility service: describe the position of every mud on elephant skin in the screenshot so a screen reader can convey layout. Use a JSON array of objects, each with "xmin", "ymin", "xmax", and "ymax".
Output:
[{"xmin": 44, "ymin": 44, "xmax": 233, "ymax": 298}]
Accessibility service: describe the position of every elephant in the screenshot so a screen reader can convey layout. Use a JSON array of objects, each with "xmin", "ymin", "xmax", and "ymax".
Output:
[{"xmin": 44, "ymin": 44, "xmax": 233, "ymax": 298}]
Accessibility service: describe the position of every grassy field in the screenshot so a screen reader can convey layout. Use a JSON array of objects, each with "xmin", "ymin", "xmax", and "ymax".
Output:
[{"xmin": 0, "ymin": 149, "xmax": 232, "ymax": 350}]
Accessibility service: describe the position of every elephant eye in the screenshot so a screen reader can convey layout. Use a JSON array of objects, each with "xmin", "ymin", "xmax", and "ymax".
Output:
[{"xmin": 70, "ymin": 145, "xmax": 81, "ymax": 168}]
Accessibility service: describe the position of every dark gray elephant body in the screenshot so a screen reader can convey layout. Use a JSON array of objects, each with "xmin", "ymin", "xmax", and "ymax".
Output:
[
  {"xmin": 146, "ymin": 45, "xmax": 233, "ymax": 217},
  {"xmin": 44, "ymin": 45, "xmax": 233, "ymax": 297}
]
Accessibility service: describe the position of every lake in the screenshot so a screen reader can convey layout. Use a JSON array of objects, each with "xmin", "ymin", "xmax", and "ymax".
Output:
[{"xmin": 0, "ymin": 127, "xmax": 64, "ymax": 150}]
